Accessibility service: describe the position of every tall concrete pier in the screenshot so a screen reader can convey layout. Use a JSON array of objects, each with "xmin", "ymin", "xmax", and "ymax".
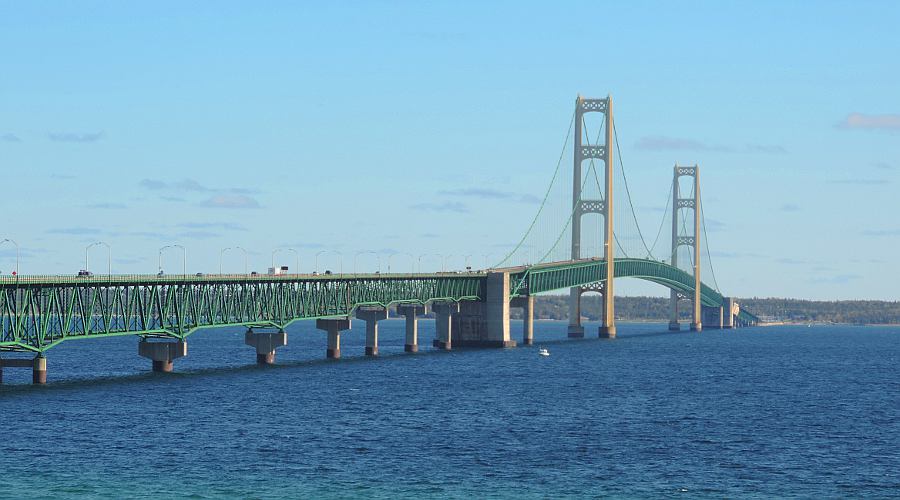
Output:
[
  {"xmin": 432, "ymin": 302, "xmax": 458, "ymax": 350},
  {"xmin": 356, "ymin": 307, "xmax": 387, "ymax": 356},
  {"xmin": 317, "ymin": 318, "xmax": 350, "ymax": 359},
  {"xmin": 511, "ymin": 296, "xmax": 534, "ymax": 345},
  {"xmin": 452, "ymin": 271, "xmax": 516, "ymax": 348},
  {"xmin": 397, "ymin": 304, "xmax": 426, "ymax": 352}
]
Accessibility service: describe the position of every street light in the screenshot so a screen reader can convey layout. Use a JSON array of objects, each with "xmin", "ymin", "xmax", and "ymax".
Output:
[
  {"xmin": 0, "ymin": 238, "xmax": 19, "ymax": 275},
  {"xmin": 463, "ymin": 254, "xmax": 473, "ymax": 271},
  {"xmin": 417, "ymin": 253, "xmax": 441, "ymax": 273},
  {"xmin": 159, "ymin": 244, "xmax": 186, "ymax": 275},
  {"xmin": 315, "ymin": 250, "xmax": 342, "ymax": 275},
  {"xmin": 354, "ymin": 251, "xmax": 380, "ymax": 274},
  {"xmin": 441, "ymin": 254, "xmax": 455, "ymax": 272},
  {"xmin": 482, "ymin": 253, "xmax": 493, "ymax": 270},
  {"xmin": 220, "ymin": 246, "xmax": 248, "ymax": 274},
  {"xmin": 219, "ymin": 247, "xmax": 230, "ymax": 274},
  {"xmin": 86, "ymin": 241, "xmax": 111, "ymax": 275},
  {"xmin": 272, "ymin": 248, "xmax": 300, "ymax": 274},
  {"xmin": 387, "ymin": 252, "xmax": 414, "ymax": 274}
]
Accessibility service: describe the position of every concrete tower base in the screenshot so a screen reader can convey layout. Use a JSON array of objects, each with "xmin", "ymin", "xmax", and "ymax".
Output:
[{"xmin": 567, "ymin": 325, "xmax": 585, "ymax": 338}]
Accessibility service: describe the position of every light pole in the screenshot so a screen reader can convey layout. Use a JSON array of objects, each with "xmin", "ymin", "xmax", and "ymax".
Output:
[
  {"xmin": 235, "ymin": 246, "xmax": 248, "ymax": 274},
  {"xmin": 220, "ymin": 246, "xmax": 248, "ymax": 274},
  {"xmin": 219, "ymin": 247, "xmax": 230, "ymax": 274},
  {"xmin": 315, "ymin": 250, "xmax": 326, "ymax": 274},
  {"xmin": 86, "ymin": 241, "xmax": 111, "ymax": 275},
  {"xmin": 354, "ymin": 251, "xmax": 380, "ymax": 274},
  {"xmin": 315, "ymin": 250, "xmax": 342, "ymax": 275},
  {"xmin": 159, "ymin": 244, "xmax": 186, "ymax": 275},
  {"xmin": 272, "ymin": 248, "xmax": 300, "ymax": 274},
  {"xmin": 417, "ymin": 253, "xmax": 440, "ymax": 273},
  {"xmin": 463, "ymin": 254, "xmax": 473, "ymax": 271},
  {"xmin": 440, "ymin": 254, "xmax": 455, "ymax": 272},
  {"xmin": 482, "ymin": 253, "xmax": 493, "ymax": 270},
  {"xmin": 387, "ymin": 252, "xmax": 414, "ymax": 274},
  {"xmin": 0, "ymin": 238, "xmax": 19, "ymax": 275}
]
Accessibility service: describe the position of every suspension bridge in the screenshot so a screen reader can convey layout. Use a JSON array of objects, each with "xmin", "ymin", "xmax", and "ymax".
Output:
[{"xmin": 0, "ymin": 94, "xmax": 758, "ymax": 384}]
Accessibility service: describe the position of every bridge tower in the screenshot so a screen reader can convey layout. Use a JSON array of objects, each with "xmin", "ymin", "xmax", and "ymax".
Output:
[
  {"xmin": 568, "ymin": 94, "xmax": 616, "ymax": 339},
  {"xmin": 668, "ymin": 164, "xmax": 702, "ymax": 332}
]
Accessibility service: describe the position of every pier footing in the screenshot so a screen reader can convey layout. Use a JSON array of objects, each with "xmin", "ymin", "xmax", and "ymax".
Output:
[
  {"xmin": 245, "ymin": 330, "xmax": 288, "ymax": 365},
  {"xmin": 139, "ymin": 340, "xmax": 187, "ymax": 373}
]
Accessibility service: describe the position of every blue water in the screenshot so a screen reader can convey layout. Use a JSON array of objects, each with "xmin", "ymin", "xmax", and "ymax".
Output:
[{"xmin": 1, "ymin": 321, "xmax": 898, "ymax": 499}]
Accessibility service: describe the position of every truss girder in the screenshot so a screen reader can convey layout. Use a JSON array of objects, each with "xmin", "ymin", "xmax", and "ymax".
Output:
[
  {"xmin": 0, "ymin": 275, "xmax": 485, "ymax": 353},
  {"xmin": 509, "ymin": 258, "xmax": 726, "ymax": 307}
]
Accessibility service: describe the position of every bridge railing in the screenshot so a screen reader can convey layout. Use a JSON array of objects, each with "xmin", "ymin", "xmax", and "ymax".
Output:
[{"xmin": 0, "ymin": 271, "xmax": 488, "ymax": 286}]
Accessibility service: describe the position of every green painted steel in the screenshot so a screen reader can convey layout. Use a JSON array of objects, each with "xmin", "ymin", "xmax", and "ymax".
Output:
[
  {"xmin": 508, "ymin": 258, "xmax": 757, "ymax": 325},
  {"xmin": 0, "ymin": 259, "xmax": 757, "ymax": 353},
  {"xmin": 509, "ymin": 257, "xmax": 724, "ymax": 304},
  {"xmin": 0, "ymin": 273, "xmax": 485, "ymax": 353}
]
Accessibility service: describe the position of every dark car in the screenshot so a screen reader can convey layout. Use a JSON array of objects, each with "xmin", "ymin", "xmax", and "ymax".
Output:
[{"xmin": 77, "ymin": 270, "xmax": 93, "ymax": 277}]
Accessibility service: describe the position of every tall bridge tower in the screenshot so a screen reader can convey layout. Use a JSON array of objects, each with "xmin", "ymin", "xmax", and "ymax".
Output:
[
  {"xmin": 568, "ymin": 94, "xmax": 616, "ymax": 339},
  {"xmin": 668, "ymin": 164, "xmax": 702, "ymax": 332}
]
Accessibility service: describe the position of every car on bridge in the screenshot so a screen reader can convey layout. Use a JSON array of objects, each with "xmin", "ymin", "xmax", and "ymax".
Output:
[{"xmin": 77, "ymin": 270, "xmax": 93, "ymax": 277}]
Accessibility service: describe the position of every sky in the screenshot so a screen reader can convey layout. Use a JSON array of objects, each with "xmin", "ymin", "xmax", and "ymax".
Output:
[{"xmin": 1, "ymin": 1, "xmax": 898, "ymax": 300}]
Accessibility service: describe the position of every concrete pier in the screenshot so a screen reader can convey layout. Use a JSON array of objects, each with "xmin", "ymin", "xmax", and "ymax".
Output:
[
  {"xmin": 245, "ymin": 329, "xmax": 288, "ymax": 365},
  {"xmin": 138, "ymin": 340, "xmax": 187, "ymax": 372},
  {"xmin": 33, "ymin": 356, "xmax": 47, "ymax": 384},
  {"xmin": 599, "ymin": 295, "xmax": 617, "ymax": 339},
  {"xmin": 452, "ymin": 272, "xmax": 516, "ymax": 348},
  {"xmin": 702, "ymin": 305, "xmax": 724, "ymax": 330},
  {"xmin": 511, "ymin": 296, "xmax": 534, "ymax": 346},
  {"xmin": 432, "ymin": 302, "xmax": 459, "ymax": 350},
  {"xmin": 356, "ymin": 307, "xmax": 387, "ymax": 356},
  {"xmin": 0, "ymin": 356, "xmax": 47, "ymax": 384},
  {"xmin": 316, "ymin": 318, "xmax": 350, "ymax": 359},
  {"xmin": 567, "ymin": 289, "xmax": 585, "ymax": 338},
  {"xmin": 668, "ymin": 320, "xmax": 681, "ymax": 331},
  {"xmin": 397, "ymin": 304, "xmax": 425, "ymax": 352},
  {"xmin": 724, "ymin": 298, "xmax": 738, "ymax": 329}
]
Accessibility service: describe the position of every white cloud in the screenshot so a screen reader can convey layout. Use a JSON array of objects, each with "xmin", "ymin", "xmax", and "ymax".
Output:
[
  {"xmin": 838, "ymin": 113, "xmax": 900, "ymax": 130},
  {"xmin": 199, "ymin": 195, "xmax": 261, "ymax": 209}
]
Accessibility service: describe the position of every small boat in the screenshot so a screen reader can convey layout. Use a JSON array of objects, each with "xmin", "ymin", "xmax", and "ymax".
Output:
[{"xmin": 538, "ymin": 347, "xmax": 550, "ymax": 357}]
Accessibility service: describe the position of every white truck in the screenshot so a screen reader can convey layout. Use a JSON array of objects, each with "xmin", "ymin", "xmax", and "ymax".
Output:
[{"xmin": 268, "ymin": 265, "xmax": 289, "ymax": 276}]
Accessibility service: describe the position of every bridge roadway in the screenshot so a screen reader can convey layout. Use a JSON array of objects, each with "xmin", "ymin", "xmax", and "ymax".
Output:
[{"xmin": 0, "ymin": 257, "xmax": 757, "ymax": 383}]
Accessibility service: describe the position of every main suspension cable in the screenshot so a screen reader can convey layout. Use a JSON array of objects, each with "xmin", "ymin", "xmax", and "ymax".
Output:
[
  {"xmin": 613, "ymin": 119, "xmax": 653, "ymax": 257},
  {"xmin": 494, "ymin": 108, "xmax": 576, "ymax": 268}
]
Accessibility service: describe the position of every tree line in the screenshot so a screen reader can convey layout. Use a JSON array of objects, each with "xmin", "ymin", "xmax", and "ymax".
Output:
[{"xmin": 512, "ymin": 295, "xmax": 900, "ymax": 325}]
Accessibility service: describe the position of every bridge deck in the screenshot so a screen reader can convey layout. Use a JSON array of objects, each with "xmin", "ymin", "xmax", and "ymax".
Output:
[{"xmin": 1, "ymin": 258, "xmax": 756, "ymax": 353}]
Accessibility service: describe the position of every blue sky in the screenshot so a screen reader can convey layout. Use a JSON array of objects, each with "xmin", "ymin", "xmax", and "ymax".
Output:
[{"xmin": 1, "ymin": 1, "xmax": 898, "ymax": 300}]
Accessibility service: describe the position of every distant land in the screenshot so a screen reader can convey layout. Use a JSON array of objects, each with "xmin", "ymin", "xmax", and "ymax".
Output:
[{"xmin": 511, "ymin": 295, "xmax": 900, "ymax": 326}]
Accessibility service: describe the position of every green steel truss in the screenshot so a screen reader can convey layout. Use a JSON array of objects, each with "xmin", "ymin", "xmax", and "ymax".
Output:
[
  {"xmin": 0, "ymin": 274, "xmax": 484, "ymax": 353},
  {"xmin": 508, "ymin": 258, "xmax": 759, "ymax": 324},
  {"xmin": 0, "ymin": 259, "xmax": 757, "ymax": 353}
]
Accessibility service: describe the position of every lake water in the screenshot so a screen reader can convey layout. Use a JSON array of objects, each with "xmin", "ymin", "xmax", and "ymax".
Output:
[{"xmin": 1, "ymin": 321, "xmax": 898, "ymax": 498}]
